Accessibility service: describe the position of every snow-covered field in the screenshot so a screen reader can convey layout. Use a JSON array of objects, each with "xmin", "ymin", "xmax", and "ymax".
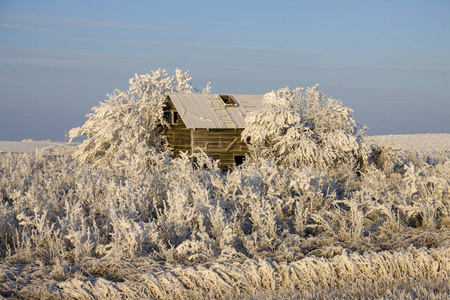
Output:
[
  {"xmin": 365, "ymin": 133, "xmax": 450, "ymax": 152},
  {"xmin": 1, "ymin": 133, "xmax": 449, "ymax": 153},
  {"xmin": 0, "ymin": 134, "xmax": 449, "ymax": 299},
  {"xmin": 0, "ymin": 140, "xmax": 79, "ymax": 153}
]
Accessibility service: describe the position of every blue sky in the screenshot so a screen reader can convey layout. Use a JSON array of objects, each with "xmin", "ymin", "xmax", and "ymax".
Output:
[{"xmin": 0, "ymin": 0, "xmax": 449, "ymax": 141}]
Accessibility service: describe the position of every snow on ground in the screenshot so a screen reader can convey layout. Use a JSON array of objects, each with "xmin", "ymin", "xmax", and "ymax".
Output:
[
  {"xmin": 364, "ymin": 133, "xmax": 449, "ymax": 152},
  {"xmin": 0, "ymin": 140, "xmax": 78, "ymax": 153},
  {"xmin": 1, "ymin": 134, "xmax": 448, "ymax": 153}
]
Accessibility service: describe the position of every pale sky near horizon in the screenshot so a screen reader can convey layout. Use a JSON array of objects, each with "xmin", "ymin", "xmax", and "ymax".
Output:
[{"xmin": 0, "ymin": 0, "xmax": 449, "ymax": 141}]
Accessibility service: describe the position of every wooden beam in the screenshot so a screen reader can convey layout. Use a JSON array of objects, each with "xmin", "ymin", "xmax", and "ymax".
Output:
[
  {"xmin": 225, "ymin": 137, "xmax": 239, "ymax": 152},
  {"xmin": 190, "ymin": 129, "xmax": 194, "ymax": 154}
]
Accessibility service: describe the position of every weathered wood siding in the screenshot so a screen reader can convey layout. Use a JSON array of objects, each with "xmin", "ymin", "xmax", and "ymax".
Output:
[
  {"xmin": 191, "ymin": 129, "xmax": 248, "ymax": 169},
  {"xmin": 163, "ymin": 98, "xmax": 249, "ymax": 169},
  {"xmin": 164, "ymin": 102, "xmax": 191, "ymax": 158}
]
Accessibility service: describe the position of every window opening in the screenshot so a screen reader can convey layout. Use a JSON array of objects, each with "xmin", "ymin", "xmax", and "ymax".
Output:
[
  {"xmin": 219, "ymin": 94, "xmax": 236, "ymax": 106},
  {"xmin": 172, "ymin": 111, "xmax": 179, "ymax": 124}
]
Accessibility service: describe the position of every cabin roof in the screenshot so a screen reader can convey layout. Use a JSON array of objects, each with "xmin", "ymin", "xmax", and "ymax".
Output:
[{"xmin": 166, "ymin": 93, "xmax": 265, "ymax": 129}]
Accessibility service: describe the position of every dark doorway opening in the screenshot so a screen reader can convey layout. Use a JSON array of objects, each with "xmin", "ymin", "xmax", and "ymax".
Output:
[{"xmin": 234, "ymin": 156, "xmax": 245, "ymax": 166}]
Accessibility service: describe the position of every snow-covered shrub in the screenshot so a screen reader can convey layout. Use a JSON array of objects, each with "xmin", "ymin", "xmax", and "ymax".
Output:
[
  {"xmin": 0, "ymin": 199, "xmax": 16, "ymax": 257},
  {"xmin": 69, "ymin": 69, "xmax": 208, "ymax": 168},
  {"xmin": 242, "ymin": 86, "xmax": 369, "ymax": 172},
  {"xmin": 1, "ymin": 134, "xmax": 450, "ymax": 298}
]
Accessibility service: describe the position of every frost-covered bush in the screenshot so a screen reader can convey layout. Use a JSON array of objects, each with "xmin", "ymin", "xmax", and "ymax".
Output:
[
  {"xmin": 1, "ymin": 141, "xmax": 450, "ymax": 298},
  {"xmin": 368, "ymin": 142, "xmax": 405, "ymax": 176},
  {"xmin": 69, "ymin": 69, "xmax": 209, "ymax": 168},
  {"xmin": 2, "ymin": 84, "xmax": 450, "ymax": 299},
  {"xmin": 242, "ymin": 86, "xmax": 368, "ymax": 172}
]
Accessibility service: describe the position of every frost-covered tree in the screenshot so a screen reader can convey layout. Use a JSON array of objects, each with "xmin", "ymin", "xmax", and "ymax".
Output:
[
  {"xmin": 70, "ymin": 69, "xmax": 208, "ymax": 167},
  {"xmin": 242, "ymin": 85, "xmax": 368, "ymax": 171}
]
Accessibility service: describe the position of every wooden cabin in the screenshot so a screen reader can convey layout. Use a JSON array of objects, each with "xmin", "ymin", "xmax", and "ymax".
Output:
[{"xmin": 164, "ymin": 93, "xmax": 265, "ymax": 169}]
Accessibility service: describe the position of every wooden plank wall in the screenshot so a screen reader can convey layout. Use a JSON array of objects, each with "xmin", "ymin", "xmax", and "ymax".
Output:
[
  {"xmin": 163, "ymin": 98, "xmax": 249, "ymax": 169},
  {"xmin": 164, "ymin": 123, "xmax": 191, "ymax": 158},
  {"xmin": 191, "ymin": 129, "xmax": 248, "ymax": 169},
  {"xmin": 163, "ymin": 101, "xmax": 191, "ymax": 158}
]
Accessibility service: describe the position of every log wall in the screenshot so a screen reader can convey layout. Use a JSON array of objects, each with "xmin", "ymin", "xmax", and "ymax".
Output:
[
  {"xmin": 163, "ymin": 100, "xmax": 249, "ymax": 169},
  {"xmin": 163, "ymin": 105, "xmax": 191, "ymax": 158},
  {"xmin": 191, "ymin": 129, "xmax": 248, "ymax": 169}
]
